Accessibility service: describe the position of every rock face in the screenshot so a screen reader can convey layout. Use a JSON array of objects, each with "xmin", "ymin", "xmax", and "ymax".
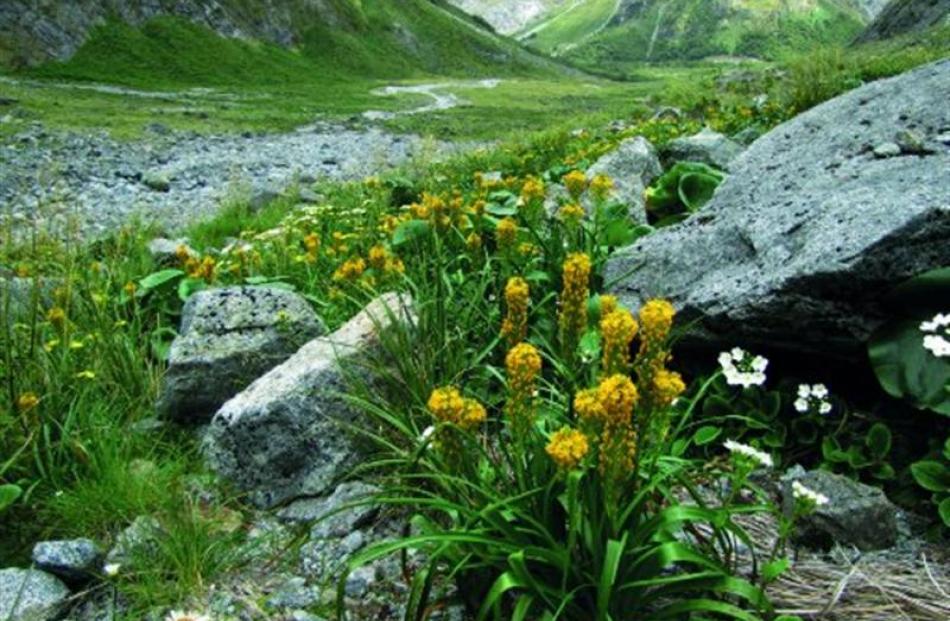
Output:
[
  {"xmin": 782, "ymin": 469, "xmax": 898, "ymax": 550},
  {"xmin": 605, "ymin": 60, "xmax": 950, "ymax": 357},
  {"xmin": 660, "ymin": 128, "xmax": 744, "ymax": 171},
  {"xmin": 0, "ymin": 0, "xmax": 358, "ymax": 67},
  {"xmin": 448, "ymin": 0, "xmax": 568, "ymax": 35},
  {"xmin": 31, "ymin": 539, "xmax": 101, "ymax": 584},
  {"xmin": 203, "ymin": 292, "xmax": 414, "ymax": 508},
  {"xmin": 858, "ymin": 0, "xmax": 950, "ymax": 42},
  {"xmin": 158, "ymin": 286, "xmax": 325, "ymax": 423},
  {"xmin": 0, "ymin": 568, "xmax": 70, "ymax": 621},
  {"xmin": 585, "ymin": 136, "xmax": 662, "ymax": 224}
]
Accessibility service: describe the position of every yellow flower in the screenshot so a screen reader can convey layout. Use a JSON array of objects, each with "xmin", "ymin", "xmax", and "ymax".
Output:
[
  {"xmin": 304, "ymin": 232, "xmax": 320, "ymax": 255},
  {"xmin": 16, "ymin": 392, "xmax": 40, "ymax": 413},
  {"xmin": 518, "ymin": 242, "xmax": 539, "ymax": 257},
  {"xmin": 496, "ymin": 217, "xmax": 518, "ymax": 251},
  {"xmin": 188, "ymin": 256, "xmax": 216, "ymax": 284},
  {"xmin": 589, "ymin": 174, "xmax": 614, "ymax": 201},
  {"xmin": 466, "ymin": 232, "xmax": 483, "ymax": 252},
  {"xmin": 596, "ymin": 374, "xmax": 639, "ymax": 428},
  {"xmin": 174, "ymin": 244, "xmax": 193, "ymax": 265},
  {"xmin": 47, "ymin": 306, "xmax": 66, "ymax": 328},
  {"xmin": 501, "ymin": 277, "xmax": 529, "ymax": 348},
  {"xmin": 639, "ymin": 299, "xmax": 675, "ymax": 349},
  {"xmin": 333, "ymin": 257, "xmax": 366, "ymax": 282},
  {"xmin": 558, "ymin": 253, "xmax": 591, "ymax": 356},
  {"xmin": 384, "ymin": 257, "xmax": 405, "ymax": 275},
  {"xmin": 427, "ymin": 386, "xmax": 485, "ymax": 432},
  {"xmin": 14, "ymin": 264, "xmax": 30, "ymax": 278},
  {"xmin": 558, "ymin": 203, "xmax": 585, "ymax": 224},
  {"xmin": 546, "ymin": 427, "xmax": 589, "ymax": 470},
  {"xmin": 506, "ymin": 342, "xmax": 542, "ymax": 395},
  {"xmin": 601, "ymin": 310, "xmax": 638, "ymax": 376},
  {"xmin": 123, "ymin": 281, "xmax": 137, "ymax": 297},
  {"xmin": 599, "ymin": 295, "xmax": 619, "ymax": 318},
  {"xmin": 562, "ymin": 170, "xmax": 588, "ymax": 200},
  {"xmin": 574, "ymin": 388, "xmax": 606, "ymax": 423},
  {"xmin": 520, "ymin": 176, "xmax": 545, "ymax": 204},
  {"xmin": 368, "ymin": 244, "xmax": 388, "ymax": 271},
  {"xmin": 653, "ymin": 368, "xmax": 686, "ymax": 407}
]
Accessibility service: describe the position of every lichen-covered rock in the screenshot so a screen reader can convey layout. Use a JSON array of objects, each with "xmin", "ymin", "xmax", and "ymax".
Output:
[
  {"xmin": 157, "ymin": 286, "xmax": 326, "ymax": 423},
  {"xmin": 782, "ymin": 469, "xmax": 898, "ymax": 551},
  {"xmin": 203, "ymin": 293, "xmax": 414, "ymax": 508},
  {"xmin": 606, "ymin": 59, "xmax": 950, "ymax": 357},
  {"xmin": 31, "ymin": 539, "xmax": 101, "ymax": 583},
  {"xmin": 660, "ymin": 128, "xmax": 744, "ymax": 171},
  {"xmin": 584, "ymin": 136, "xmax": 662, "ymax": 224},
  {"xmin": 0, "ymin": 568, "xmax": 70, "ymax": 621}
]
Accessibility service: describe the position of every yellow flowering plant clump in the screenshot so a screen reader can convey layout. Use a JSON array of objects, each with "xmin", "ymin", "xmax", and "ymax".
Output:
[
  {"xmin": 545, "ymin": 427, "xmax": 589, "ymax": 470},
  {"xmin": 500, "ymin": 276, "xmax": 529, "ymax": 348},
  {"xmin": 558, "ymin": 252, "xmax": 591, "ymax": 360},
  {"xmin": 495, "ymin": 217, "xmax": 518, "ymax": 253},
  {"xmin": 520, "ymin": 176, "xmax": 545, "ymax": 206},
  {"xmin": 589, "ymin": 173, "xmax": 614, "ymax": 202},
  {"xmin": 562, "ymin": 170, "xmax": 588, "ymax": 200},
  {"xmin": 601, "ymin": 308, "xmax": 638, "ymax": 376},
  {"xmin": 332, "ymin": 257, "xmax": 366, "ymax": 282},
  {"xmin": 504, "ymin": 342, "xmax": 542, "ymax": 437}
]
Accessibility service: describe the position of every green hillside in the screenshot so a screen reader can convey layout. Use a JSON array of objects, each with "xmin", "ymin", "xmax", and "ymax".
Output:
[
  {"xmin": 517, "ymin": 0, "xmax": 869, "ymax": 69},
  {"xmin": 22, "ymin": 0, "xmax": 563, "ymax": 87}
]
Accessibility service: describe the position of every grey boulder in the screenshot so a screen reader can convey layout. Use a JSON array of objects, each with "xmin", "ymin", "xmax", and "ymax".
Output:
[
  {"xmin": 584, "ymin": 135, "xmax": 662, "ymax": 224},
  {"xmin": 157, "ymin": 286, "xmax": 326, "ymax": 423},
  {"xmin": 277, "ymin": 482, "xmax": 380, "ymax": 538},
  {"xmin": 0, "ymin": 568, "xmax": 70, "ymax": 621},
  {"xmin": 203, "ymin": 292, "xmax": 414, "ymax": 508},
  {"xmin": 782, "ymin": 469, "xmax": 898, "ymax": 551},
  {"xmin": 660, "ymin": 127, "xmax": 744, "ymax": 171},
  {"xmin": 31, "ymin": 539, "xmax": 101, "ymax": 583},
  {"xmin": 606, "ymin": 59, "xmax": 950, "ymax": 357}
]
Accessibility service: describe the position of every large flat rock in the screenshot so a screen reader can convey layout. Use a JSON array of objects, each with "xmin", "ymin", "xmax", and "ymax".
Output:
[{"xmin": 605, "ymin": 59, "xmax": 950, "ymax": 356}]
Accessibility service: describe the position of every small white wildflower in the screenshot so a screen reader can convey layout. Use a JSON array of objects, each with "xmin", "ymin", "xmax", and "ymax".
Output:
[
  {"xmin": 792, "ymin": 480, "xmax": 829, "ymax": 507},
  {"xmin": 718, "ymin": 348, "xmax": 769, "ymax": 387},
  {"xmin": 420, "ymin": 425, "xmax": 435, "ymax": 444},
  {"xmin": 723, "ymin": 439, "xmax": 773, "ymax": 468},
  {"xmin": 102, "ymin": 563, "xmax": 121, "ymax": 577},
  {"xmin": 165, "ymin": 611, "xmax": 211, "ymax": 621},
  {"xmin": 920, "ymin": 312, "xmax": 950, "ymax": 358},
  {"xmin": 794, "ymin": 384, "xmax": 832, "ymax": 415}
]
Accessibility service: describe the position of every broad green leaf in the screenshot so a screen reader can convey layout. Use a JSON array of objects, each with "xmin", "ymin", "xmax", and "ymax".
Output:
[
  {"xmin": 485, "ymin": 202, "xmax": 518, "ymax": 217},
  {"xmin": 762, "ymin": 557, "xmax": 790, "ymax": 582},
  {"xmin": 0, "ymin": 484, "xmax": 22, "ymax": 512},
  {"xmin": 139, "ymin": 268, "xmax": 184, "ymax": 290},
  {"xmin": 865, "ymin": 423, "xmax": 892, "ymax": 459},
  {"xmin": 910, "ymin": 460, "xmax": 950, "ymax": 492},
  {"xmin": 392, "ymin": 219, "xmax": 431, "ymax": 247},
  {"xmin": 939, "ymin": 497, "xmax": 950, "ymax": 526},
  {"xmin": 868, "ymin": 317, "xmax": 950, "ymax": 415},
  {"xmin": 692, "ymin": 425, "xmax": 722, "ymax": 446},
  {"xmin": 177, "ymin": 277, "xmax": 206, "ymax": 301}
]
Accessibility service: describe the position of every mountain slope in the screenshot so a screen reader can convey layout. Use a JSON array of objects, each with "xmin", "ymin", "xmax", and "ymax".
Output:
[
  {"xmin": 1, "ymin": 0, "xmax": 564, "ymax": 83},
  {"xmin": 447, "ymin": 0, "xmax": 570, "ymax": 34},
  {"xmin": 857, "ymin": 0, "xmax": 950, "ymax": 42},
  {"xmin": 553, "ymin": 0, "xmax": 877, "ymax": 66}
]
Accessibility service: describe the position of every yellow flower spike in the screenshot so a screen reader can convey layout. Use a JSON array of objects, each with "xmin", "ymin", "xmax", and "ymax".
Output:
[
  {"xmin": 496, "ymin": 217, "xmax": 518, "ymax": 252},
  {"xmin": 368, "ymin": 245, "xmax": 388, "ymax": 271},
  {"xmin": 558, "ymin": 253, "xmax": 591, "ymax": 357},
  {"xmin": 520, "ymin": 176, "xmax": 545, "ymax": 205},
  {"xmin": 505, "ymin": 342, "xmax": 542, "ymax": 435},
  {"xmin": 461, "ymin": 398, "xmax": 487, "ymax": 429},
  {"xmin": 304, "ymin": 232, "xmax": 320, "ymax": 254},
  {"xmin": 384, "ymin": 257, "xmax": 405, "ymax": 275},
  {"xmin": 596, "ymin": 374, "xmax": 639, "ymax": 428},
  {"xmin": 601, "ymin": 310, "xmax": 639, "ymax": 376},
  {"xmin": 174, "ymin": 244, "xmax": 192, "ymax": 266},
  {"xmin": 466, "ymin": 232, "xmax": 483, "ymax": 252},
  {"xmin": 599, "ymin": 295, "xmax": 619, "ymax": 318},
  {"xmin": 123, "ymin": 281, "xmax": 137, "ymax": 297},
  {"xmin": 562, "ymin": 170, "xmax": 588, "ymax": 200},
  {"xmin": 501, "ymin": 277, "xmax": 530, "ymax": 348},
  {"xmin": 558, "ymin": 203, "xmax": 585, "ymax": 225},
  {"xmin": 16, "ymin": 392, "xmax": 40, "ymax": 413},
  {"xmin": 546, "ymin": 427, "xmax": 589, "ymax": 470},
  {"xmin": 574, "ymin": 388, "xmax": 606, "ymax": 424},
  {"xmin": 589, "ymin": 174, "xmax": 615, "ymax": 202},
  {"xmin": 427, "ymin": 386, "xmax": 485, "ymax": 432},
  {"xmin": 333, "ymin": 257, "xmax": 366, "ymax": 282},
  {"xmin": 653, "ymin": 368, "xmax": 686, "ymax": 407},
  {"xmin": 639, "ymin": 299, "xmax": 675, "ymax": 350}
]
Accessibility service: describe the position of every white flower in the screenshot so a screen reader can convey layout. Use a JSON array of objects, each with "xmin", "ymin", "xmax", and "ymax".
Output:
[
  {"xmin": 920, "ymin": 312, "xmax": 950, "ymax": 358},
  {"xmin": 420, "ymin": 425, "xmax": 435, "ymax": 444},
  {"xmin": 718, "ymin": 348, "xmax": 768, "ymax": 387},
  {"xmin": 794, "ymin": 384, "xmax": 832, "ymax": 415},
  {"xmin": 792, "ymin": 480, "xmax": 829, "ymax": 507},
  {"xmin": 102, "ymin": 563, "xmax": 121, "ymax": 577},
  {"xmin": 723, "ymin": 439, "xmax": 773, "ymax": 468},
  {"xmin": 165, "ymin": 611, "xmax": 211, "ymax": 621}
]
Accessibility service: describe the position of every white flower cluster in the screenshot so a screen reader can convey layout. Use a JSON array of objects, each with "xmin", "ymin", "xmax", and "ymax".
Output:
[
  {"xmin": 794, "ymin": 384, "xmax": 832, "ymax": 415},
  {"xmin": 166, "ymin": 611, "xmax": 211, "ymax": 621},
  {"xmin": 791, "ymin": 480, "xmax": 829, "ymax": 507},
  {"xmin": 921, "ymin": 313, "xmax": 950, "ymax": 358},
  {"xmin": 723, "ymin": 439, "xmax": 773, "ymax": 468},
  {"xmin": 718, "ymin": 347, "xmax": 768, "ymax": 387}
]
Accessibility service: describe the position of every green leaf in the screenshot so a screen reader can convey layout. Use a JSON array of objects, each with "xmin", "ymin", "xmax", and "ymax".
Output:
[
  {"xmin": 911, "ymin": 460, "xmax": 950, "ymax": 492},
  {"xmin": 943, "ymin": 438, "xmax": 950, "ymax": 461},
  {"xmin": 139, "ymin": 268, "xmax": 184, "ymax": 290},
  {"xmin": 692, "ymin": 425, "xmax": 722, "ymax": 446},
  {"xmin": 578, "ymin": 329, "xmax": 602, "ymax": 361},
  {"xmin": 866, "ymin": 423, "xmax": 892, "ymax": 459},
  {"xmin": 484, "ymin": 202, "xmax": 518, "ymax": 217},
  {"xmin": 0, "ymin": 484, "xmax": 22, "ymax": 512},
  {"xmin": 868, "ymin": 317, "xmax": 950, "ymax": 416},
  {"xmin": 177, "ymin": 277, "xmax": 206, "ymax": 301},
  {"xmin": 597, "ymin": 536, "xmax": 626, "ymax": 621},
  {"xmin": 939, "ymin": 497, "xmax": 950, "ymax": 527},
  {"xmin": 392, "ymin": 219, "xmax": 431, "ymax": 248},
  {"xmin": 762, "ymin": 557, "xmax": 790, "ymax": 582},
  {"xmin": 603, "ymin": 220, "xmax": 637, "ymax": 247}
]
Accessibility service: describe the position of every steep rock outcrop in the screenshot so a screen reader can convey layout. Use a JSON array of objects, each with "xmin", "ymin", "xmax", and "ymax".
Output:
[{"xmin": 857, "ymin": 0, "xmax": 950, "ymax": 42}]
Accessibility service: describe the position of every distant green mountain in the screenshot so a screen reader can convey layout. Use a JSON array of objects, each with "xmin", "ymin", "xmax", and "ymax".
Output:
[
  {"xmin": 523, "ymin": 0, "xmax": 878, "ymax": 64},
  {"xmin": 1, "ymin": 0, "xmax": 564, "ymax": 85}
]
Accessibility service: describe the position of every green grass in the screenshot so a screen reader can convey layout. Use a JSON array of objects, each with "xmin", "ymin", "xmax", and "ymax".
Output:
[{"xmin": 520, "ymin": 0, "xmax": 619, "ymax": 55}]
